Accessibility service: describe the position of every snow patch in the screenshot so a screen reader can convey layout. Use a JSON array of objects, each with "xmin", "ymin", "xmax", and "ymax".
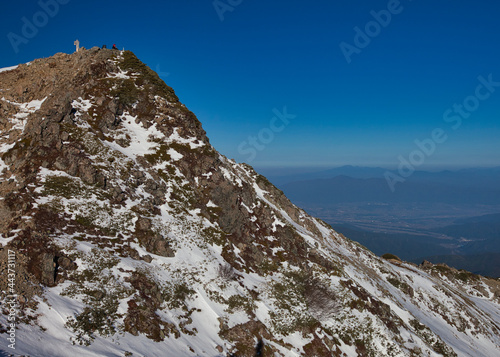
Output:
[
  {"xmin": 0, "ymin": 65, "xmax": 18, "ymax": 73},
  {"xmin": 166, "ymin": 128, "xmax": 205, "ymax": 150},
  {"xmin": 105, "ymin": 112, "xmax": 165, "ymax": 160},
  {"xmin": 167, "ymin": 148, "xmax": 183, "ymax": 161}
]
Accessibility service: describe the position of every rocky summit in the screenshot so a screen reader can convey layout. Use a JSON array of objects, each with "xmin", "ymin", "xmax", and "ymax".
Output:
[{"xmin": 1, "ymin": 48, "xmax": 500, "ymax": 357}]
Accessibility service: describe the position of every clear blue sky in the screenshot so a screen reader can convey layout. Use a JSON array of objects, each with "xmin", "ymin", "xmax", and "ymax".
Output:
[{"xmin": 1, "ymin": 0, "xmax": 499, "ymax": 172}]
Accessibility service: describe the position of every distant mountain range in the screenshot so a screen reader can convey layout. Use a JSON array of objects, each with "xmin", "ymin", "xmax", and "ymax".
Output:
[
  {"xmin": 268, "ymin": 165, "xmax": 500, "ymax": 185},
  {"xmin": 278, "ymin": 175, "xmax": 500, "ymax": 205},
  {"xmin": 267, "ymin": 165, "xmax": 389, "ymax": 185},
  {"xmin": 267, "ymin": 166, "xmax": 500, "ymax": 276},
  {"xmin": 271, "ymin": 165, "xmax": 500, "ymax": 205}
]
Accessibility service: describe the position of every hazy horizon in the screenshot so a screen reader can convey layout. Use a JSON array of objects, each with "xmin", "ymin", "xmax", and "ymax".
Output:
[{"xmin": 254, "ymin": 163, "xmax": 500, "ymax": 177}]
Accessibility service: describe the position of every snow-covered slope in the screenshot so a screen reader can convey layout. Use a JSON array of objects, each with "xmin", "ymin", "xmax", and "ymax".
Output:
[
  {"xmin": 0, "ymin": 65, "xmax": 19, "ymax": 74},
  {"xmin": 0, "ymin": 48, "xmax": 499, "ymax": 357}
]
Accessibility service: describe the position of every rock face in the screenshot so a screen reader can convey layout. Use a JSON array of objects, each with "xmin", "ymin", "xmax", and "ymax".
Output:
[{"xmin": 1, "ymin": 49, "xmax": 500, "ymax": 356}]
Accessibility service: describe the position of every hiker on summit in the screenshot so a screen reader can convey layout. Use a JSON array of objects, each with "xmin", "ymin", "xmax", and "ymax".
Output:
[{"xmin": 112, "ymin": 44, "xmax": 118, "ymax": 50}]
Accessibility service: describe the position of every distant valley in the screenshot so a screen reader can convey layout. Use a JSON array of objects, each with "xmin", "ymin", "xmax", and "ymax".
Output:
[{"xmin": 264, "ymin": 166, "xmax": 500, "ymax": 277}]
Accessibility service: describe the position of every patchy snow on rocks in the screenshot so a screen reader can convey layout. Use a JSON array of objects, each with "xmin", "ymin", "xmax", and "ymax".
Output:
[{"xmin": 0, "ymin": 65, "xmax": 18, "ymax": 73}]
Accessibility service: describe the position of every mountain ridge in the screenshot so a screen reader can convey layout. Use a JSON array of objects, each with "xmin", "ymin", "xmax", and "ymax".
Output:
[{"xmin": 0, "ymin": 48, "xmax": 499, "ymax": 356}]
